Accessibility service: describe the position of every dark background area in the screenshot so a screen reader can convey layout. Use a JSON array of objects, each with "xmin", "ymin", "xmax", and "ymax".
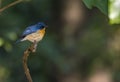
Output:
[{"xmin": 0, "ymin": 0, "xmax": 120, "ymax": 82}]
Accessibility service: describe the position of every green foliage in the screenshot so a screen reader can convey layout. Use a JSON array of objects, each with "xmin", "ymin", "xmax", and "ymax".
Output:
[
  {"xmin": 82, "ymin": 0, "xmax": 108, "ymax": 15},
  {"xmin": 109, "ymin": 0, "xmax": 120, "ymax": 24}
]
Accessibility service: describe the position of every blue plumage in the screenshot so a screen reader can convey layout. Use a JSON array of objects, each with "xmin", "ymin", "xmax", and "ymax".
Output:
[
  {"xmin": 16, "ymin": 22, "xmax": 46, "ymax": 43},
  {"xmin": 21, "ymin": 22, "xmax": 46, "ymax": 38}
]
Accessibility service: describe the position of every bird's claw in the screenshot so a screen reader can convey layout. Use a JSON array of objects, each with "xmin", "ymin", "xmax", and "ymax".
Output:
[{"xmin": 32, "ymin": 40, "xmax": 37, "ymax": 53}]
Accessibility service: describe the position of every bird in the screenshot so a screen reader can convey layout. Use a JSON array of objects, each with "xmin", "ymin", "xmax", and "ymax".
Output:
[{"xmin": 16, "ymin": 22, "xmax": 47, "ymax": 44}]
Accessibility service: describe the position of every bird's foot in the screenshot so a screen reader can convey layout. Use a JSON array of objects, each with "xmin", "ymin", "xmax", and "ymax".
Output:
[{"xmin": 32, "ymin": 41, "xmax": 37, "ymax": 52}]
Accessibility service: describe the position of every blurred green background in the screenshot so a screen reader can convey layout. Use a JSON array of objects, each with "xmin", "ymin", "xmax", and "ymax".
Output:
[{"xmin": 0, "ymin": 0, "xmax": 120, "ymax": 82}]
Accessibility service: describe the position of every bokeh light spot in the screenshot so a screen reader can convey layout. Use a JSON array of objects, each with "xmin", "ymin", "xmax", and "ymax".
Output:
[
  {"xmin": 7, "ymin": 32, "xmax": 17, "ymax": 41},
  {"xmin": 0, "ymin": 38, "xmax": 4, "ymax": 47},
  {"xmin": 4, "ymin": 42, "xmax": 12, "ymax": 52}
]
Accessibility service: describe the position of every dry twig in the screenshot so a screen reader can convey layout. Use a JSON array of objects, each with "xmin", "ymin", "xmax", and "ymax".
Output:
[
  {"xmin": 23, "ymin": 42, "xmax": 37, "ymax": 82},
  {"xmin": 0, "ymin": 0, "xmax": 23, "ymax": 13},
  {"xmin": 0, "ymin": 0, "xmax": 2, "ymax": 8}
]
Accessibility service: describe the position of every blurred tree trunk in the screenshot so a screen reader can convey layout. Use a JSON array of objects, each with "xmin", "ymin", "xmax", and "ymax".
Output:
[
  {"xmin": 52, "ymin": 0, "xmax": 85, "ymax": 82},
  {"xmin": 61, "ymin": 0, "xmax": 85, "ymax": 50},
  {"xmin": 87, "ymin": 69, "xmax": 112, "ymax": 82}
]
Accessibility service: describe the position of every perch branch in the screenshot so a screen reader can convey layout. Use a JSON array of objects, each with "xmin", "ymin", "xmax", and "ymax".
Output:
[
  {"xmin": 0, "ymin": 0, "xmax": 24, "ymax": 13},
  {"xmin": 23, "ymin": 42, "xmax": 37, "ymax": 82},
  {"xmin": 0, "ymin": 0, "xmax": 2, "ymax": 8}
]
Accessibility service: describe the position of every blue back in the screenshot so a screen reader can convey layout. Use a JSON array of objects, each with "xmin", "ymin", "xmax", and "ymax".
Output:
[{"xmin": 21, "ymin": 22, "xmax": 46, "ymax": 38}]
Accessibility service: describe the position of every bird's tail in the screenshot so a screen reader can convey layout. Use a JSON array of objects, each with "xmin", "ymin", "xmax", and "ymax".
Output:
[{"xmin": 15, "ymin": 39, "xmax": 22, "ymax": 44}]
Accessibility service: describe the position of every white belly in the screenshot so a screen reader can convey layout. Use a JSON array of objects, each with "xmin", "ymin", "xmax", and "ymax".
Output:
[{"xmin": 22, "ymin": 30, "xmax": 45, "ymax": 43}]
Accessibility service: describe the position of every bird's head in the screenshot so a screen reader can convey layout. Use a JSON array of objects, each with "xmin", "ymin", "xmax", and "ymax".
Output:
[{"xmin": 37, "ymin": 22, "xmax": 47, "ymax": 29}]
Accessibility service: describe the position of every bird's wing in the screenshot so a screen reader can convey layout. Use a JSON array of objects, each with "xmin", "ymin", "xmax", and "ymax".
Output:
[{"xmin": 21, "ymin": 25, "xmax": 39, "ymax": 38}]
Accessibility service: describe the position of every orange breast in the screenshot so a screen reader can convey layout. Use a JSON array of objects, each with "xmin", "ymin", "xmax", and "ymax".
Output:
[
  {"xmin": 39, "ymin": 28, "xmax": 46, "ymax": 35},
  {"xmin": 24, "ymin": 28, "xmax": 46, "ymax": 42}
]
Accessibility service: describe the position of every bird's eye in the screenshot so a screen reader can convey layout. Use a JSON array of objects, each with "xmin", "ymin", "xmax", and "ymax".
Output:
[
  {"xmin": 39, "ymin": 25, "xmax": 44, "ymax": 29},
  {"xmin": 41, "ymin": 26, "xmax": 45, "ymax": 29}
]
